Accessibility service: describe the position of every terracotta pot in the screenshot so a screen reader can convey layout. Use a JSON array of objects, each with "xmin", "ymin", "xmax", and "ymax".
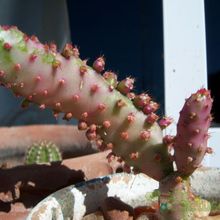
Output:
[
  {"xmin": 0, "ymin": 125, "xmax": 97, "ymax": 167},
  {"xmin": 0, "ymin": 151, "xmax": 115, "ymax": 220},
  {"xmin": 27, "ymin": 168, "xmax": 220, "ymax": 220}
]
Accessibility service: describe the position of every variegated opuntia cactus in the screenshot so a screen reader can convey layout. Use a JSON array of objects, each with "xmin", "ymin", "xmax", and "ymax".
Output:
[
  {"xmin": 25, "ymin": 141, "xmax": 62, "ymax": 165},
  {"xmin": 0, "ymin": 25, "xmax": 215, "ymax": 220},
  {"xmin": 0, "ymin": 26, "xmax": 173, "ymax": 181}
]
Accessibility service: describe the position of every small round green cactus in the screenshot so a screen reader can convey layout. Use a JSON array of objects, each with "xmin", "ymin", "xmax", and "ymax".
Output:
[{"xmin": 25, "ymin": 141, "xmax": 62, "ymax": 165}]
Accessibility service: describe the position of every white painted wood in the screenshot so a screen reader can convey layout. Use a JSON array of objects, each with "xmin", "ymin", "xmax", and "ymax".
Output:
[{"xmin": 162, "ymin": 0, "xmax": 220, "ymax": 167}]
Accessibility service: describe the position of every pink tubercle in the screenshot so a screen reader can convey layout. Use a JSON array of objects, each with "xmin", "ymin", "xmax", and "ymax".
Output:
[
  {"xmin": 14, "ymin": 63, "xmax": 21, "ymax": 72},
  {"xmin": 129, "ymin": 152, "xmax": 139, "ymax": 160},
  {"xmin": 29, "ymin": 54, "xmax": 37, "ymax": 62},
  {"xmin": 158, "ymin": 117, "xmax": 173, "ymax": 129},
  {"xmin": 80, "ymin": 65, "xmax": 87, "ymax": 76},
  {"xmin": 64, "ymin": 112, "xmax": 73, "ymax": 121},
  {"xmin": 78, "ymin": 120, "xmax": 88, "ymax": 130},
  {"xmin": 127, "ymin": 113, "xmax": 135, "ymax": 123},
  {"xmin": 3, "ymin": 42, "xmax": 12, "ymax": 50},
  {"xmin": 58, "ymin": 78, "xmax": 65, "ymax": 86},
  {"xmin": 81, "ymin": 112, "xmax": 88, "ymax": 119},
  {"xmin": 0, "ymin": 70, "xmax": 5, "ymax": 77},
  {"xmin": 89, "ymin": 124, "xmax": 97, "ymax": 132},
  {"xmin": 90, "ymin": 84, "xmax": 99, "ymax": 93},
  {"xmin": 55, "ymin": 102, "xmax": 61, "ymax": 108},
  {"xmin": 93, "ymin": 56, "xmax": 105, "ymax": 73},
  {"xmin": 97, "ymin": 103, "xmax": 106, "ymax": 112},
  {"xmin": 145, "ymin": 112, "xmax": 159, "ymax": 124},
  {"xmin": 43, "ymin": 90, "xmax": 48, "ymax": 96},
  {"xmin": 103, "ymin": 120, "xmax": 111, "ymax": 128},
  {"xmin": 73, "ymin": 94, "xmax": 80, "ymax": 102},
  {"xmin": 120, "ymin": 131, "xmax": 129, "ymax": 140},
  {"xmin": 140, "ymin": 130, "xmax": 151, "ymax": 141},
  {"xmin": 35, "ymin": 75, "xmax": 42, "ymax": 82},
  {"xmin": 86, "ymin": 130, "xmax": 97, "ymax": 141}
]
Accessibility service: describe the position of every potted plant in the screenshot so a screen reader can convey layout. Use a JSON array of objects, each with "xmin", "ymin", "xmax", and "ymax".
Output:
[{"xmin": 0, "ymin": 25, "xmax": 219, "ymax": 219}]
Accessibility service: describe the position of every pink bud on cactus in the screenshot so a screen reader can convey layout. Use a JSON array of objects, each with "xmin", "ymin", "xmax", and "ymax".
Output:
[
  {"xmin": 14, "ymin": 63, "xmax": 21, "ymax": 72},
  {"xmin": 72, "ymin": 47, "xmax": 80, "ymax": 58},
  {"xmin": 93, "ymin": 56, "xmax": 105, "ymax": 73},
  {"xmin": 29, "ymin": 54, "xmax": 37, "ymax": 62},
  {"xmin": 117, "ymin": 77, "xmax": 134, "ymax": 95},
  {"xmin": 159, "ymin": 117, "xmax": 173, "ymax": 129},
  {"xmin": 103, "ymin": 71, "xmax": 118, "ymax": 88},
  {"xmin": 163, "ymin": 135, "xmax": 175, "ymax": 146},
  {"xmin": 133, "ymin": 93, "xmax": 151, "ymax": 109},
  {"xmin": 62, "ymin": 43, "xmax": 73, "ymax": 58},
  {"xmin": 143, "ymin": 101, "xmax": 159, "ymax": 114},
  {"xmin": 145, "ymin": 112, "xmax": 159, "ymax": 124}
]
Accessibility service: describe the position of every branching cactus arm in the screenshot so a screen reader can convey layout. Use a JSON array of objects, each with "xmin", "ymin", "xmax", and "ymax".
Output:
[
  {"xmin": 174, "ymin": 89, "xmax": 213, "ymax": 175},
  {"xmin": 0, "ymin": 26, "xmax": 173, "ymax": 181}
]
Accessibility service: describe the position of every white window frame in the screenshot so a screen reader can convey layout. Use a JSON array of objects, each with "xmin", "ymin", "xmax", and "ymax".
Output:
[{"xmin": 163, "ymin": 0, "xmax": 220, "ymax": 167}]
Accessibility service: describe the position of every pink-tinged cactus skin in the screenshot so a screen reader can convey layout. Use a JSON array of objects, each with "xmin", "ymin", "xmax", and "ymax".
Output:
[
  {"xmin": 174, "ymin": 89, "xmax": 213, "ymax": 175},
  {"xmin": 0, "ymin": 26, "xmax": 173, "ymax": 181}
]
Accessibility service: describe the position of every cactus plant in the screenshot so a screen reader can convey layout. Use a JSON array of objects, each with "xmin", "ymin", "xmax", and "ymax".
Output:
[
  {"xmin": 0, "ymin": 26, "xmax": 214, "ymax": 219},
  {"xmin": 25, "ymin": 141, "xmax": 62, "ymax": 164}
]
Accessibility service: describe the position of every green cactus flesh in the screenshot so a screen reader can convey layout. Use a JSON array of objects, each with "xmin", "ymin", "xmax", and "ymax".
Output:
[
  {"xmin": 25, "ymin": 141, "xmax": 62, "ymax": 165},
  {"xmin": 0, "ymin": 26, "xmax": 173, "ymax": 180}
]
